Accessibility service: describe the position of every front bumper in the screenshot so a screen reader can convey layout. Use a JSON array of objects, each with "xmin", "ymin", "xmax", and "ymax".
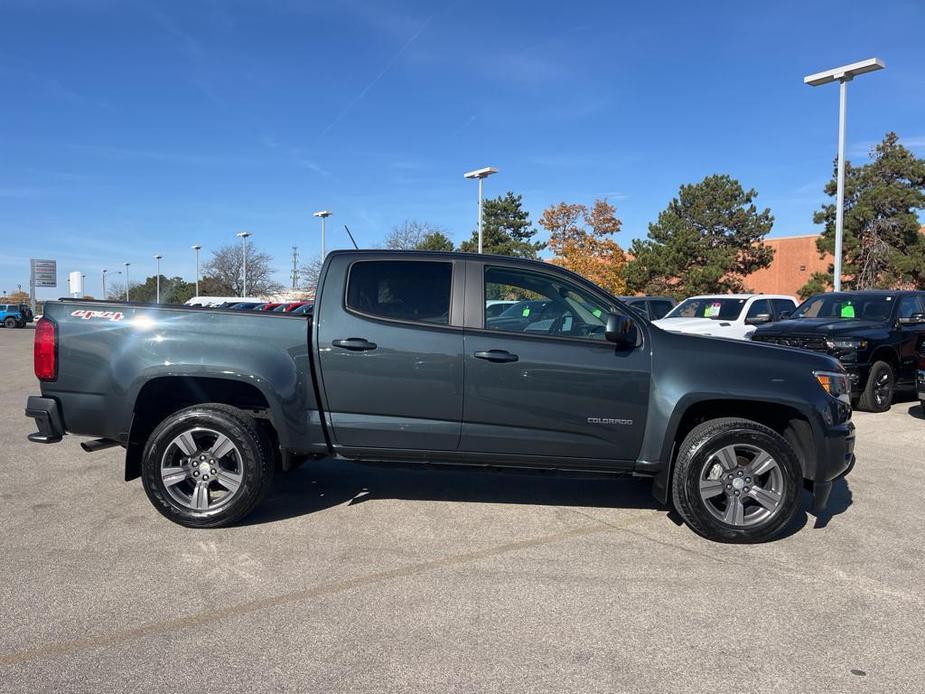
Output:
[
  {"xmin": 843, "ymin": 363, "xmax": 871, "ymax": 395},
  {"xmin": 25, "ymin": 396, "xmax": 65, "ymax": 443}
]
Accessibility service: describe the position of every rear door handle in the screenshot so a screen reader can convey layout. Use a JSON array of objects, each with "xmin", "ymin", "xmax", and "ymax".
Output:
[
  {"xmin": 474, "ymin": 349, "xmax": 519, "ymax": 363},
  {"xmin": 332, "ymin": 338, "xmax": 378, "ymax": 352}
]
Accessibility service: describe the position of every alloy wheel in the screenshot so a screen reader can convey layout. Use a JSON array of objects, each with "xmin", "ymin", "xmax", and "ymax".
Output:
[
  {"xmin": 698, "ymin": 443, "xmax": 785, "ymax": 527},
  {"xmin": 160, "ymin": 427, "xmax": 244, "ymax": 512}
]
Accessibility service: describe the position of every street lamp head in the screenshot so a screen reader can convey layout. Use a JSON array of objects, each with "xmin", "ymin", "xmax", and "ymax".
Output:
[
  {"xmin": 804, "ymin": 57, "xmax": 885, "ymax": 86},
  {"xmin": 236, "ymin": 231, "xmax": 252, "ymax": 239},
  {"xmin": 192, "ymin": 244, "xmax": 202, "ymax": 251},
  {"xmin": 463, "ymin": 166, "xmax": 498, "ymax": 180},
  {"xmin": 313, "ymin": 210, "xmax": 332, "ymax": 218},
  {"xmin": 124, "ymin": 262, "xmax": 130, "ymax": 267},
  {"xmin": 154, "ymin": 254, "xmax": 163, "ymax": 260}
]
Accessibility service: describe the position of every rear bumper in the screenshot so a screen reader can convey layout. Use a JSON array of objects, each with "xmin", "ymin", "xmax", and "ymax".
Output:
[{"xmin": 24, "ymin": 396, "xmax": 65, "ymax": 443}]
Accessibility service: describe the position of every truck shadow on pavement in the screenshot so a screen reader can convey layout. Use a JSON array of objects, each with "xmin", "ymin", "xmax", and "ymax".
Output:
[{"xmin": 244, "ymin": 458, "xmax": 854, "ymax": 538}]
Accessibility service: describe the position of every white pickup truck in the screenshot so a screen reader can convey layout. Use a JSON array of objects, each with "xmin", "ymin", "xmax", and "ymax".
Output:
[{"xmin": 653, "ymin": 294, "xmax": 797, "ymax": 340}]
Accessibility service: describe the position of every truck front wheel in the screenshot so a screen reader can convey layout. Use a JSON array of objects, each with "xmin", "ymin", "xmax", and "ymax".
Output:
[
  {"xmin": 141, "ymin": 404, "xmax": 274, "ymax": 528},
  {"xmin": 671, "ymin": 418, "xmax": 802, "ymax": 543},
  {"xmin": 856, "ymin": 361, "xmax": 893, "ymax": 413}
]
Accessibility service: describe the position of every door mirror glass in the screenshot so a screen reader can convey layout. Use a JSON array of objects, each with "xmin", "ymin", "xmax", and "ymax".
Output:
[
  {"xmin": 605, "ymin": 313, "xmax": 637, "ymax": 346},
  {"xmin": 745, "ymin": 313, "xmax": 772, "ymax": 326}
]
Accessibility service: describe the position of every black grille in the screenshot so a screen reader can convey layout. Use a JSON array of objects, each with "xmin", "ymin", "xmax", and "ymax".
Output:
[{"xmin": 752, "ymin": 334, "xmax": 829, "ymax": 352}]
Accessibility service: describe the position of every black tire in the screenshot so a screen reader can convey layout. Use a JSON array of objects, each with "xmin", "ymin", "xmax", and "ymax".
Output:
[
  {"xmin": 671, "ymin": 417, "xmax": 802, "ymax": 543},
  {"xmin": 857, "ymin": 361, "xmax": 894, "ymax": 413},
  {"xmin": 3, "ymin": 317, "xmax": 16, "ymax": 328},
  {"xmin": 141, "ymin": 403, "xmax": 274, "ymax": 528}
]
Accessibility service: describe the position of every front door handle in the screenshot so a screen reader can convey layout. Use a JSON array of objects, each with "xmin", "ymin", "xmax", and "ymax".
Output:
[
  {"xmin": 474, "ymin": 349, "xmax": 519, "ymax": 363},
  {"xmin": 332, "ymin": 338, "xmax": 378, "ymax": 352}
]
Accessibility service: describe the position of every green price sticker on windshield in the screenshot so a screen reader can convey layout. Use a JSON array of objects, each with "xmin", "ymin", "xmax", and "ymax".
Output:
[
  {"xmin": 592, "ymin": 309, "xmax": 602, "ymax": 318},
  {"xmin": 522, "ymin": 307, "xmax": 531, "ymax": 317},
  {"xmin": 840, "ymin": 303, "xmax": 855, "ymax": 318}
]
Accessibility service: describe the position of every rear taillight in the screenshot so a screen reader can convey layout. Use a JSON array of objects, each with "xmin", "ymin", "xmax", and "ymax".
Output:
[{"xmin": 34, "ymin": 317, "xmax": 57, "ymax": 381}]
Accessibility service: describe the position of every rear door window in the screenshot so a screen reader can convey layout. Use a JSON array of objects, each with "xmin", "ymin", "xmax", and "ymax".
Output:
[
  {"xmin": 648, "ymin": 300, "xmax": 673, "ymax": 319},
  {"xmin": 346, "ymin": 260, "xmax": 452, "ymax": 325}
]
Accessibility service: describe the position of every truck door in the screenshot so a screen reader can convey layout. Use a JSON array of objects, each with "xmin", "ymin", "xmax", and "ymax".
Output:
[
  {"xmin": 460, "ymin": 262, "xmax": 650, "ymax": 464},
  {"xmin": 315, "ymin": 255, "xmax": 465, "ymax": 452}
]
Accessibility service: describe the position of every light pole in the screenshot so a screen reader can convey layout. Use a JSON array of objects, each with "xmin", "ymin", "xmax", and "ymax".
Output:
[
  {"xmin": 124, "ymin": 262, "xmax": 131, "ymax": 301},
  {"xmin": 463, "ymin": 167, "xmax": 498, "ymax": 254},
  {"xmin": 313, "ymin": 211, "xmax": 332, "ymax": 258},
  {"xmin": 192, "ymin": 244, "xmax": 202, "ymax": 297},
  {"xmin": 236, "ymin": 231, "xmax": 252, "ymax": 297},
  {"xmin": 102, "ymin": 269, "xmax": 120, "ymax": 299},
  {"xmin": 154, "ymin": 255, "xmax": 163, "ymax": 302},
  {"xmin": 804, "ymin": 58, "xmax": 884, "ymax": 292}
]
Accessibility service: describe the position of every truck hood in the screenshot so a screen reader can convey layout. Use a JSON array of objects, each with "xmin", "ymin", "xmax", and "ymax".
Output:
[
  {"xmin": 754, "ymin": 318, "xmax": 887, "ymax": 338},
  {"xmin": 652, "ymin": 317, "xmax": 737, "ymax": 335}
]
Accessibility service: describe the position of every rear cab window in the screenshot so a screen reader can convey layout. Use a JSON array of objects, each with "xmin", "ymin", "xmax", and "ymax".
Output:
[{"xmin": 346, "ymin": 260, "xmax": 452, "ymax": 325}]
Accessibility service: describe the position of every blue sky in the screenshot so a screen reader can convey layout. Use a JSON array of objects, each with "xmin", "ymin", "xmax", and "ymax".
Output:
[{"xmin": 2, "ymin": 0, "xmax": 924, "ymax": 299}]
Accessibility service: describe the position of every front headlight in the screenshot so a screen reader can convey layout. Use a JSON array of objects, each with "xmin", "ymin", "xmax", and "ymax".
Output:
[
  {"xmin": 825, "ymin": 337, "xmax": 869, "ymax": 351},
  {"xmin": 814, "ymin": 370, "xmax": 850, "ymax": 402}
]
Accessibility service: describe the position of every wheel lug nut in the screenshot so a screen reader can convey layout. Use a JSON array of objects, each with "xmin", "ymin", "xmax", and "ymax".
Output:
[
  {"xmin": 193, "ymin": 471, "xmax": 199, "ymax": 477},
  {"xmin": 203, "ymin": 475, "xmax": 209, "ymax": 481},
  {"xmin": 744, "ymin": 487, "xmax": 749, "ymax": 492},
  {"xmin": 734, "ymin": 491, "xmax": 740, "ymax": 496},
  {"xmin": 210, "ymin": 468, "xmax": 216, "ymax": 475},
  {"xmin": 726, "ymin": 484, "xmax": 732, "ymax": 489},
  {"xmin": 200, "ymin": 455, "xmax": 206, "ymax": 461},
  {"xmin": 192, "ymin": 461, "xmax": 198, "ymax": 467},
  {"xmin": 746, "ymin": 477, "xmax": 751, "ymax": 482},
  {"xmin": 210, "ymin": 460, "xmax": 215, "ymax": 464},
  {"xmin": 737, "ymin": 471, "xmax": 743, "ymax": 476}
]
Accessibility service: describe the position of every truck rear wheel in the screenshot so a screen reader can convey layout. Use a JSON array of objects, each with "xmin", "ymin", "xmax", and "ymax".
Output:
[
  {"xmin": 141, "ymin": 404, "xmax": 274, "ymax": 528},
  {"xmin": 671, "ymin": 418, "xmax": 802, "ymax": 543},
  {"xmin": 856, "ymin": 361, "xmax": 893, "ymax": 413},
  {"xmin": 3, "ymin": 317, "xmax": 16, "ymax": 328}
]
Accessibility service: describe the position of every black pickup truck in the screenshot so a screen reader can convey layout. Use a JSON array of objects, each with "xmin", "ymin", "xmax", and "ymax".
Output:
[
  {"xmin": 752, "ymin": 290, "xmax": 925, "ymax": 412},
  {"xmin": 25, "ymin": 251, "xmax": 855, "ymax": 543}
]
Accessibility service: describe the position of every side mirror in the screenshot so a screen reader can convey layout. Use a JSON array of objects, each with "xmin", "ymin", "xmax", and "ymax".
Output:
[
  {"xmin": 899, "ymin": 312, "xmax": 925, "ymax": 325},
  {"xmin": 605, "ymin": 313, "xmax": 637, "ymax": 346},
  {"xmin": 745, "ymin": 313, "xmax": 773, "ymax": 326}
]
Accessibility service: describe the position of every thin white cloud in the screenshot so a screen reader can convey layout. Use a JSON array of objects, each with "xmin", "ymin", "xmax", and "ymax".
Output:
[{"xmin": 320, "ymin": 12, "xmax": 434, "ymax": 137}]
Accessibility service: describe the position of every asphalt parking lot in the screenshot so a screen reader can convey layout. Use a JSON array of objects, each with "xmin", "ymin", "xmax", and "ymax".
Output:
[{"xmin": 1, "ymin": 325, "xmax": 924, "ymax": 693}]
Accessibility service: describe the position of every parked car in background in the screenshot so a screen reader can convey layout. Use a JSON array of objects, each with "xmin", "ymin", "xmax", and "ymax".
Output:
[
  {"xmin": 272, "ymin": 301, "xmax": 309, "ymax": 312},
  {"xmin": 25, "ymin": 250, "xmax": 855, "ymax": 542},
  {"xmin": 184, "ymin": 296, "xmax": 263, "ymax": 308},
  {"xmin": 228, "ymin": 302, "xmax": 264, "ymax": 311},
  {"xmin": 616, "ymin": 296, "xmax": 675, "ymax": 321},
  {"xmin": 752, "ymin": 290, "xmax": 925, "ymax": 412},
  {"xmin": 256, "ymin": 303, "xmax": 281, "ymax": 311},
  {"xmin": 485, "ymin": 300, "xmax": 517, "ymax": 319},
  {"xmin": 653, "ymin": 294, "xmax": 797, "ymax": 340},
  {"xmin": 18, "ymin": 303, "xmax": 34, "ymax": 323},
  {"xmin": 289, "ymin": 302, "xmax": 313, "ymax": 315},
  {"xmin": 0, "ymin": 304, "xmax": 26, "ymax": 328}
]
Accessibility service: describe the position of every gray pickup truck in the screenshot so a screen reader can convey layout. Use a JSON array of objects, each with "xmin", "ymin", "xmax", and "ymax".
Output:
[{"xmin": 26, "ymin": 251, "xmax": 855, "ymax": 542}]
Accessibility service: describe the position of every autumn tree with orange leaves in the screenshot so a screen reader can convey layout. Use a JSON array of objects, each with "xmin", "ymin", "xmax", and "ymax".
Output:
[{"xmin": 539, "ymin": 198, "xmax": 627, "ymax": 294}]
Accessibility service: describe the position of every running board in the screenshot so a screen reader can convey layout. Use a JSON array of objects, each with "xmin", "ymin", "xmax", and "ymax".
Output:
[{"xmin": 80, "ymin": 438, "xmax": 121, "ymax": 453}]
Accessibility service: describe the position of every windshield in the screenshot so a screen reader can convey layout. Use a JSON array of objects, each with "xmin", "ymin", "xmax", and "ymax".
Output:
[
  {"xmin": 791, "ymin": 294, "xmax": 895, "ymax": 321},
  {"xmin": 664, "ymin": 297, "xmax": 746, "ymax": 321}
]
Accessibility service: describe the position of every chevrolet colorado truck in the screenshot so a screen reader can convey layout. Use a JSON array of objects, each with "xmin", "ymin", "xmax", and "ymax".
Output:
[
  {"xmin": 752, "ymin": 290, "xmax": 925, "ymax": 412},
  {"xmin": 25, "ymin": 251, "xmax": 855, "ymax": 543}
]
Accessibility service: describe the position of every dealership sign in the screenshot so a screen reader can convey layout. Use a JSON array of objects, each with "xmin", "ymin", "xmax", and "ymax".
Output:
[{"xmin": 31, "ymin": 259, "xmax": 57, "ymax": 288}]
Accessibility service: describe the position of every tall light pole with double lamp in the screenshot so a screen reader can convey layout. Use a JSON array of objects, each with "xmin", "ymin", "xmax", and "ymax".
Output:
[
  {"xmin": 313, "ymin": 211, "xmax": 332, "ymax": 258},
  {"xmin": 463, "ymin": 167, "xmax": 498, "ymax": 254},
  {"xmin": 236, "ymin": 231, "xmax": 252, "ymax": 297},
  {"xmin": 124, "ymin": 262, "xmax": 131, "ymax": 301},
  {"xmin": 192, "ymin": 244, "xmax": 202, "ymax": 298},
  {"xmin": 154, "ymin": 255, "xmax": 163, "ymax": 302},
  {"xmin": 804, "ymin": 58, "xmax": 885, "ymax": 292}
]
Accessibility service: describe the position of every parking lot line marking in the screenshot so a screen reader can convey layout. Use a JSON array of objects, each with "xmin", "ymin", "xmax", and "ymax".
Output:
[{"xmin": 0, "ymin": 512, "xmax": 656, "ymax": 667}]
